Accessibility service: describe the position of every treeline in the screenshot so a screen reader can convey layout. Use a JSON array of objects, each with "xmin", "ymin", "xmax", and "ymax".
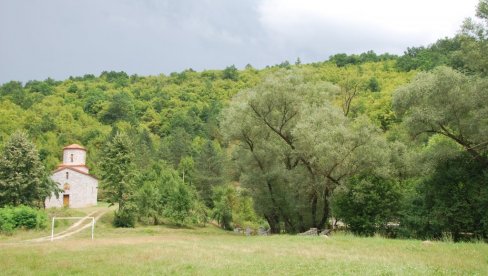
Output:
[{"xmin": 328, "ymin": 50, "xmax": 397, "ymax": 67}]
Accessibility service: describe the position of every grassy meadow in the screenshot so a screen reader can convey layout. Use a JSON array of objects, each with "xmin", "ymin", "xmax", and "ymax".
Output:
[{"xmin": 1, "ymin": 209, "xmax": 487, "ymax": 275}]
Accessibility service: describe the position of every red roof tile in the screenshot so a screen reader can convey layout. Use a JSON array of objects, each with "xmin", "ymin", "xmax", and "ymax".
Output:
[
  {"xmin": 53, "ymin": 166, "xmax": 98, "ymax": 180},
  {"xmin": 56, "ymin": 164, "xmax": 88, "ymax": 170},
  {"xmin": 63, "ymin": 144, "xmax": 86, "ymax": 151}
]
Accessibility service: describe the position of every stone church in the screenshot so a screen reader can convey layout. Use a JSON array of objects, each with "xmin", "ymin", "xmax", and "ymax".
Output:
[{"xmin": 45, "ymin": 144, "xmax": 98, "ymax": 208}]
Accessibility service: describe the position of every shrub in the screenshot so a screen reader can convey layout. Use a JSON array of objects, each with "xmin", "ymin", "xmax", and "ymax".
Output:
[
  {"xmin": 113, "ymin": 210, "xmax": 136, "ymax": 228},
  {"xmin": 332, "ymin": 175, "xmax": 402, "ymax": 237},
  {"xmin": 13, "ymin": 205, "xmax": 39, "ymax": 229},
  {"xmin": 0, "ymin": 208, "xmax": 15, "ymax": 235},
  {"xmin": 212, "ymin": 185, "xmax": 235, "ymax": 230},
  {"xmin": 163, "ymin": 183, "xmax": 193, "ymax": 225},
  {"xmin": 399, "ymin": 154, "xmax": 488, "ymax": 241},
  {"xmin": 0, "ymin": 206, "xmax": 48, "ymax": 234}
]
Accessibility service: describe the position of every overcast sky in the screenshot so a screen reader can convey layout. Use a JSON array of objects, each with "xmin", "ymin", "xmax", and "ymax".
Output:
[{"xmin": 0, "ymin": 0, "xmax": 480, "ymax": 84}]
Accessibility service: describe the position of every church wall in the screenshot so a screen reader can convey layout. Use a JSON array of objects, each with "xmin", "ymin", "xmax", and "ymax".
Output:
[{"xmin": 45, "ymin": 169, "xmax": 98, "ymax": 208}]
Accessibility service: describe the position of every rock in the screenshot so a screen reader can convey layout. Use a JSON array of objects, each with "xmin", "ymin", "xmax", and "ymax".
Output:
[
  {"xmin": 422, "ymin": 240, "xmax": 433, "ymax": 245},
  {"xmin": 245, "ymin": 227, "xmax": 252, "ymax": 236},
  {"xmin": 299, "ymin": 228, "xmax": 318, "ymax": 236},
  {"xmin": 320, "ymin": 229, "xmax": 331, "ymax": 236},
  {"xmin": 258, "ymin": 227, "xmax": 270, "ymax": 236}
]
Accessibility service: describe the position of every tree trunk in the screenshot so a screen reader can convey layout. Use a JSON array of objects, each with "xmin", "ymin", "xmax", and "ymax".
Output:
[
  {"xmin": 318, "ymin": 186, "xmax": 331, "ymax": 228},
  {"xmin": 264, "ymin": 213, "xmax": 280, "ymax": 234},
  {"xmin": 311, "ymin": 192, "xmax": 318, "ymax": 228}
]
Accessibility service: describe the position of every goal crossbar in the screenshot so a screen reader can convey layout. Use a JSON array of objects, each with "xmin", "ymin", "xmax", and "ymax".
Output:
[{"xmin": 51, "ymin": 216, "xmax": 95, "ymax": 241}]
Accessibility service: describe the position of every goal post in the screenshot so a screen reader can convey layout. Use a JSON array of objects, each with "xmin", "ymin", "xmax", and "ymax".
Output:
[{"xmin": 51, "ymin": 217, "xmax": 95, "ymax": 241}]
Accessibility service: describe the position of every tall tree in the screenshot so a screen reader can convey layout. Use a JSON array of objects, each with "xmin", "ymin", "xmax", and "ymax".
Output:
[
  {"xmin": 99, "ymin": 132, "xmax": 136, "ymax": 226},
  {"xmin": 457, "ymin": 0, "xmax": 488, "ymax": 75},
  {"xmin": 222, "ymin": 70, "xmax": 388, "ymax": 233},
  {"xmin": 101, "ymin": 92, "xmax": 136, "ymax": 125},
  {"xmin": 194, "ymin": 140, "xmax": 225, "ymax": 207},
  {"xmin": 0, "ymin": 131, "xmax": 59, "ymax": 207}
]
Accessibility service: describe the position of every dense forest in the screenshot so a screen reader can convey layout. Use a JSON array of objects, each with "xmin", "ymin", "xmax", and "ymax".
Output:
[{"xmin": 1, "ymin": 1, "xmax": 487, "ymax": 241}]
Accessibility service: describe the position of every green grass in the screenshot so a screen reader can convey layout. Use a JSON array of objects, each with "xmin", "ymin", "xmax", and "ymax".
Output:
[{"xmin": 1, "ymin": 211, "xmax": 488, "ymax": 275}]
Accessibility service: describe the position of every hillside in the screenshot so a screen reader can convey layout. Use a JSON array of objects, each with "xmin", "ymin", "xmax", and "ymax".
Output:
[{"xmin": 0, "ymin": 59, "xmax": 415, "ymax": 173}]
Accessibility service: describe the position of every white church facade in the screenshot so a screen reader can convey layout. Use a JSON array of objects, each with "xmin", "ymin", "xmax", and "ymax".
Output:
[{"xmin": 45, "ymin": 144, "xmax": 98, "ymax": 208}]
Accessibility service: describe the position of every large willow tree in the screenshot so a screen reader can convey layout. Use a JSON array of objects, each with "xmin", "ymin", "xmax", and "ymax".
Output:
[
  {"xmin": 221, "ymin": 70, "xmax": 390, "ymax": 233},
  {"xmin": 393, "ymin": 66, "xmax": 488, "ymax": 169},
  {"xmin": 393, "ymin": 66, "xmax": 488, "ymax": 240}
]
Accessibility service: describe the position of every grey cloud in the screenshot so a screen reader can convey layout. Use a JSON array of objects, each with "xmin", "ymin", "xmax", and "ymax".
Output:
[{"xmin": 0, "ymin": 0, "xmax": 467, "ymax": 84}]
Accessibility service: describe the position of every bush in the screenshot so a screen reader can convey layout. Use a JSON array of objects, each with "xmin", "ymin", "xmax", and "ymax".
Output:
[
  {"xmin": 0, "ymin": 206, "xmax": 48, "ymax": 234},
  {"xmin": 399, "ymin": 154, "xmax": 488, "ymax": 241},
  {"xmin": 113, "ymin": 210, "xmax": 136, "ymax": 228},
  {"xmin": 212, "ymin": 185, "xmax": 236, "ymax": 230},
  {"xmin": 332, "ymin": 175, "xmax": 402, "ymax": 237},
  {"xmin": 0, "ymin": 209, "xmax": 15, "ymax": 235},
  {"xmin": 135, "ymin": 167, "xmax": 196, "ymax": 226},
  {"xmin": 163, "ymin": 183, "xmax": 194, "ymax": 225},
  {"xmin": 13, "ymin": 205, "xmax": 39, "ymax": 229}
]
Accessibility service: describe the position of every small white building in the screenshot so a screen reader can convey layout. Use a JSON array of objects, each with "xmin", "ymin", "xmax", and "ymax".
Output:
[{"xmin": 45, "ymin": 144, "xmax": 98, "ymax": 208}]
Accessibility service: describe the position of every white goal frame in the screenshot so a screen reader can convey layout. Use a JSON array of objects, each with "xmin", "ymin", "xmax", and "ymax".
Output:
[{"xmin": 51, "ymin": 217, "xmax": 95, "ymax": 241}]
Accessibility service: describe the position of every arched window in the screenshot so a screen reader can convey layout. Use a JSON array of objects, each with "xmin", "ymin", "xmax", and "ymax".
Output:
[
  {"xmin": 70, "ymin": 154, "xmax": 74, "ymax": 163},
  {"xmin": 66, "ymin": 172, "xmax": 69, "ymax": 179}
]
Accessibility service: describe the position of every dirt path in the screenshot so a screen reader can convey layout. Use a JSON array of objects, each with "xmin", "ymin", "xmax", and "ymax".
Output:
[{"xmin": 28, "ymin": 208, "xmax": 109, "ymax": 242}]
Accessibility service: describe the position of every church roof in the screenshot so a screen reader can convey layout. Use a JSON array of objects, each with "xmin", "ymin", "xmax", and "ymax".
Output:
[
  {"xmin": 56, "ymin": 164, "xmax": 89, "ymax": 170},
  {"xmin": 53, "ymin": 166, "xmax": 98, "ymax": 180},
  {"xmin": 63, "ymin": 144, "xmax": 86, "ymax": 151}
]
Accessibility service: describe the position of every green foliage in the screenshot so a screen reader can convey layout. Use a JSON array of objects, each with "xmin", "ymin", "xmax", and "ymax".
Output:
[
  {"xmin": 222, "ymin": 65, "xmax": 239, "ymax": 81},
  {"xmin": 395, "ymin": 2, "xmax": 488, "ymax": 75},
  {"xmin": 113, "ymin": 209, "xmax": 136, "ymax": 228},
  {"xmin": 395, "ymin": 39, "xmax": 460, "ymax": 72},
  {"xmin": 136, "ymin": 165, "xmax": 197, "ymax": 226},
  {"xmin": 211, "ymin": 184, "xmax": 260, "ymax": 230},
  {"xmin": 232, "ymin": 192, "xmax": 260, "ymax": 229},
  {"xmin": 161, "ymin": 128, "xmax": 192, "ymax": 167},
  {"xmin": 101, "ymin": 92, "xmax": 136, "ymax": 125},
  {"xmin": 67, "ymin": 84, "xmax": 78, "ymax": 93},
  {"xmin": 0, "ymin": 81, "xmax": 27, "ymax": 107},
  {"xmin": 457, "ymin": 1, "xmax": 488, "ymax": 76},
  {"xmin": 329, "ymin": 51, "xmax": 397, "ymax": 67},
  {"xmin": 194, "ymin": 140, "xmax": 225, "ymax": 207},
  {"xmin": 393, "ymin": 66, "xmax": 488, "ymax": 168},
  {"xmin": 100, "ymin": 71, "xmax": 129, "ymax": 87},
  {"xmin": 400, "ymin": 153, "xmax": 488, "ymax": 241},
  {"xmin": 332, "ymin": 175, "xmax": 402, "ymax": 237},
  {"xmin": 0, "ymin": 131, "xmax": 59, "ymax": 208},
  {"xmin": 367, "ymin": 77, "xmax": 381, "ymax": 92},
  {"xmin": 212, "ymin": 185, "xmax": 235, "ymax": 230},
  {"xmin": 25, "ymin": 80, "xmax": 54, "ymax": 96},
  {"xmin": 136, "ymin": 180, "xmax": 161, "ymax": 224},
  {"xmin": 0, "ymin": 205, "xmax": 47, "ymax": 234},
  {"xmin": 100, "ymin": 131, "xmax": 136, "ymax": 226},
  {"xmin": 222, "ymin": 70, "xmax": 391, "ymax": 233},
  {"xmin": 163, "ymin": 181, "xmax": 193, "ymax": 225}
]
